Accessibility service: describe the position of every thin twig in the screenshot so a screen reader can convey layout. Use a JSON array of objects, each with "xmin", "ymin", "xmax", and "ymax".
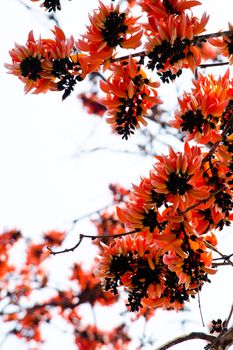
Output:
[
  {"xmin": 212, "ymin": 261, "xmax": 233, "ymax": 267},
  {"xmin": 199, "ymin": 62, "xmax": 229, "ymax": 69},
  {"xmin": 110, "ymin": 30, "xmax": 233, "ymax": 64},
  {"xmin": 197, "ymin": 287, "xmax": 205, "ymax": 327},
  {"xmin": 205, "ymin": 310, "xmax": 233, "ymax": 350},
  {"xmin": 224, "ymin": 304, "xmax": 233, "ymax": 330},
  {"xmin": 72, "ymin": 203, "xmax": 114, "ymax": 224},
  {"xmin": 205, "ymin": 242, "xmax": 233, "ymax": 267},
  {"xmin": 212, "ymin": 253, "xmax": 233, "ymax": 267},
  {"xmin": 155, "ymin": 332, "xmax": 215, "ymax": 350},
  {"xmin": 195, "ymin": 29, "xmax": 233, "ymax": 41},
  {"xmin": 48, "ymin": 229, "xmax": 141, "ymax": 255}
]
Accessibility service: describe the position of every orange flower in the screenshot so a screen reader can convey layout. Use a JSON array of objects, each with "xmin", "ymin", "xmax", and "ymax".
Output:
[
  {"xmin": 209, "ymin": 24, "xmax": 233, "ymax": 64},
  {"xmin": 140, "ymin": 0, "xmax": 201, "ymax": 23},
  {"xmin": 99, "ymin": 57, "xmax": 162, "ymax": 139},
  {"xmin": 26, "ymin": 243, "xmax": 49, "ymax": 265},
  {"xmin": 116, "ymin": 197, "xmax": 165, "ymax": 234},
  {"xmin": 131, "ymin": 177, "xmax": 166, "ymax": 209},
  {"xmin": 191, "ymin": 207, "xmax": 224, "ymax": 234},
  {"xmin": 96, "ymin": 235, "xmax": 167, "ymax": 311},
  {"xmin": 170, "ymin": 71, "xmax": 230, "ymax": 144},
  {"xmin": 76, "ymin": 1, "xmax": 143, "ymax": 68},
  {"xmin": 5, "ymin": 31, "xmax": 52, "ymax": 93},
  {"xmin": 78, "ymin": 92, "xmax": 107, "ymax": 117},
  {"xmin": 43, "ymin": 230, "xmax": 65, "ymax": 246},
  {"xmin": 5, "ymin": 27, "xmax": 89, "ymax": 98},
  {"xmin": 144, "ymin": 12, "xmax": 209, "ymax": 80},
  {"xmin": 150, "ymin": 143, "xmax": 210, "ymax": 210}
]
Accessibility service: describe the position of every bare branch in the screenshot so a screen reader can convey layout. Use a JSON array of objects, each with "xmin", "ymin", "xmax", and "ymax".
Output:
[
  {"xmin": 195, "ymin": 29, "xmax": 233, "ymax": 41},
  {"xmin": 205, "ymin": 242, "xmax": 233, "ymax": 267},
  {"xmin": 199, "ymin": 62, "xmax": 229, "ymax": 69},
  {"xmin": 225, "ymin": 305, "xmax": 233, "ymax": 330},
  {"xmin": 48, "ymin": 229, "xmax": 141, "ymax": 255},
  {"xmin": 205, "ymin": 325, "xmax": 233, "ymax": 350},
  {"xmin": 110, "ymin": 30, "xmax": 233, "ymax": 64},
  {"xmin": 155, "ymin": 332, "xmax": 215, "ymax": 350}
]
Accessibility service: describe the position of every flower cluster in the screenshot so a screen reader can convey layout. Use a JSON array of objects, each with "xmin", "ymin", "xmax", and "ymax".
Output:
[
  {"xmin": 7, "ymin": 0, "xmax": 233, "ymax": 141},
  {"xmin": 0, "ymin": 228, "xmax": 127, "ymax": 349},
  {"xmin": 5, "ymin": 27, "xmax": 89, "ymax": 99},
  {"xmin": 96, "ymin": 138, "xmax": 233, "ymax": 311},
  {"xmin": 74, "ymin": 324, "xmax": 131, "ymax": 350},
  {"xmin": 141, "ymin": 0, "xmax": 209, "ymax": 81},
  {"xmin": 96, "ymin": 232, "xmax": 215, "ymax": 312},
  {"xmin": 170, "ymin": 70, "xmax": 231, "ymax": 143},
  {"xmin": 76, "ymin": 1, "xmax": 143, "ymax": 69},
  {"xmin": 210, "ymin": 23, "xmax": 233, "ymax": 64},
  {"xmin": 99, "ymin": 57, "xmax": 162, "ymax": 139}
]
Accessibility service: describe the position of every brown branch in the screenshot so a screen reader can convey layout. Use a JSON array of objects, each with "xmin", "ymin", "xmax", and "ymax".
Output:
[
  {"xmin": 110, "ymin": 30, "xmax": 233, "ymax": 64},
  {"xmin": 205, "ymin": 242, "xmax": 233, "ymax": 267},
  {"xmin": 199, "ymin": 62, "xmax": 229, "ymax": 69},
  {"xmin": 48, "ymin": 229, "xmax": 141, "ymax": 255},
  {"xmin": 212, "ymin": 261, "xmax": 233, "ymax": 267},
  {"xmin": 212, "ymin": 253, "xmax": 233, "ymax": 267},
  {"xmin": 205, "ymin": 325, "xmax": 233, "ymax": 350},
  {"xmin": 155, "ymin": 332, "xmax": 216, "ymax": 350},
  {"xmin": 225, "ymin": 305, "xmax": 233, "ymax": 329},
  {"xmin": 195, "ymin": 29, "xmax": 233, "ymax": 41}
]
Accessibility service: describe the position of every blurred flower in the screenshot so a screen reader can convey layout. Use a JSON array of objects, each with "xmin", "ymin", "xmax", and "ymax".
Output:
[
  {"xmin": 31, "ymin": 0, "xmax": 62, "ymax": 11},
  {"xmin": 78, "ymin": 92, "xmax": 107, "ymax": 116}
]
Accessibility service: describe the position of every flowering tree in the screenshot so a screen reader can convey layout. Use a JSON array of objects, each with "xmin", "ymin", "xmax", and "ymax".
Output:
[{"xmin": 2, "ymin": 0, "xmax": 233, "ymax": 349}]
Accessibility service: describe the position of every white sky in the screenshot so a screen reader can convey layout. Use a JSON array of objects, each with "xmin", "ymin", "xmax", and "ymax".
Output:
[{"xmin": 0, "ymin": 1, "xmax": 233, "ymax": 349}]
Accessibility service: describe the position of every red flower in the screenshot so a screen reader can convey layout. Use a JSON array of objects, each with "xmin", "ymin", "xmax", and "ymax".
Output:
[
  {"xmin": 99, "ymin": 57, "xmax": 162, "ymax": 139},
  {"xmin": 209, "ymin": 23, "xmax": 233, "ymax": 64},
  {"xmin": 144, "ymin": 12, "xmax": 209, "ymax": 80},
  {"xmin": 150, "ymin": 143, "xmax": 210, "ymax": 210},
  {"xmin": 77, "ymin": 1, "xmax": 143, "ymax": 68},
  {"xmin": 5, "ymin": 31, "xmax": 52, "ymax": 93},
  {"xmin": 170, "ymin": 70, "xmax": 230, "ymax": 144}
]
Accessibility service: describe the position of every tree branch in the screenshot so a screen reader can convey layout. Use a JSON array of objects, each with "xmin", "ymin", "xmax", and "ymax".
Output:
[
  {"xmin": 195, "ymin": 29, "xmax": 233, "ymax": 41},
  {"xmin": 48, "ymin": 229, "xmax": 141, "ymax": 255},
  {"xmin": 199, "ymin": 62, "xmax": 229, "ymax": 69},
  {"xmin": 155, "ymin": 332, "xmax": 216, "ymax": 350},
  {"xmin": 110, "ymin": 30, "xmax": 233, "ymax": 63},
  {"xmin": 205, "ymin": 325, "xmax": 233, "ymax": 350},
  {"xmin": 205, "ymin": 242, "xmax": 233, "ymax": 267}
]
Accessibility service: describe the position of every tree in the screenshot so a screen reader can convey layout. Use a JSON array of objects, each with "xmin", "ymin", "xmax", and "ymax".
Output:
[{"xmin": 1, "ymin": 0, "xmax": 233, "ymax": 349}]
